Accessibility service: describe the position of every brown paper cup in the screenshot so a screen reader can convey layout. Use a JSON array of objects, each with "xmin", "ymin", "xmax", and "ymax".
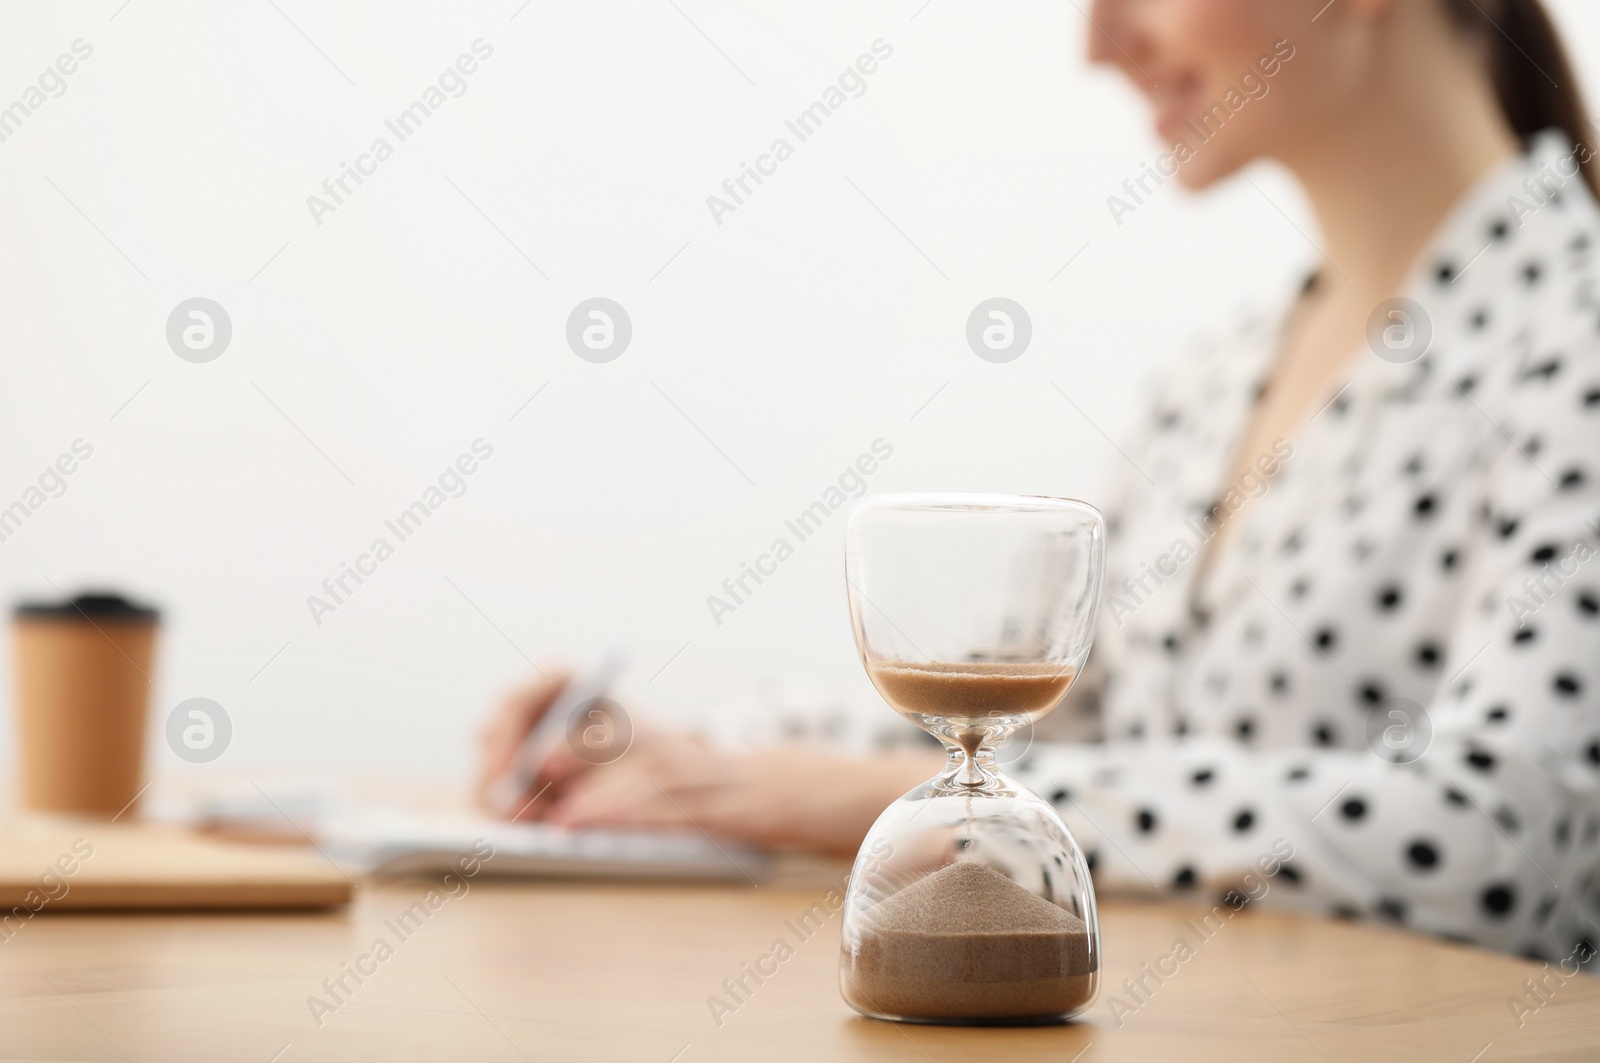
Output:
[{"xmin": 12, "ymin": 594, "xmax": 158, "ymax": 818}]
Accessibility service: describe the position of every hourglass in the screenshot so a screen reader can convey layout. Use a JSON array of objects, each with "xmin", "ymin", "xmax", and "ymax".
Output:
[{"xmin": 839, "ymin": 494, "xmax": 1107, "ymax": 1024}]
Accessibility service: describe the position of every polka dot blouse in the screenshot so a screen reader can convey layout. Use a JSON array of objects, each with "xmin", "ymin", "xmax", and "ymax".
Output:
[{"xmin": 1014, "ymin": 132, "xmax": 1600, "ymax": 964}]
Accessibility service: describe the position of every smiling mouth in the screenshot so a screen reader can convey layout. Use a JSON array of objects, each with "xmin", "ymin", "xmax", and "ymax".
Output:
[{"xmin": 1151, "ymin": 73, "xmax": 1203, "ymax": 138}]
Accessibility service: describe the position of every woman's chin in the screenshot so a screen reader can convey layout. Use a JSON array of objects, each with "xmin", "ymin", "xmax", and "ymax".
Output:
[
  {"xmin": 1171, "ymin": 151, "xmax": 1246, "ymax": 192},
  {"xmin": 1172, "ymin": 165, "xmax": 1219, "ymax": 191}
]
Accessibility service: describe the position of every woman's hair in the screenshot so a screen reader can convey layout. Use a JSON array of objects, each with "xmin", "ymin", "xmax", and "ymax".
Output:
[{"xmin": 1443, "ymin": 0, "xmax": 1599, "ymax": 199}]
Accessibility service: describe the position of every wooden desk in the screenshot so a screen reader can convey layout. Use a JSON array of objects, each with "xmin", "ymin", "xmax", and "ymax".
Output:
[{"xmin": 3, "ymin": 871, "xmax": 1597, "ymax": 1062}]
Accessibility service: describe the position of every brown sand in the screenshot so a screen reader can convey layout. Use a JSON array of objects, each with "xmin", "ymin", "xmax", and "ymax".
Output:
[
  {"xmin": 866, "ymin": 661, "xmax": 1075, "ymax": 722},
  {"xmin": 843, "ymin": 861, "xmax": 1096, "ymax": 1022}
]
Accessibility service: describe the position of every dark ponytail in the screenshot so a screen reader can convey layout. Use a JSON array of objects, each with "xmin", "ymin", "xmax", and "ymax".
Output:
[{"xmin": 1443, "ymin": 0, "xmax": 1599, "ymax": 200}]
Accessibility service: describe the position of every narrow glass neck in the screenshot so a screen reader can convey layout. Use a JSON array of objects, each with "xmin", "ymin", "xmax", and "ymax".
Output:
[{"xmin": 941, "ymin": 745, "xmax": 1002, "ymax": 790}]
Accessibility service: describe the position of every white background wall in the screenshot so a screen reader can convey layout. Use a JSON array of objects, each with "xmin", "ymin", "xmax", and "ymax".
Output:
[{"xmin": 3, "ymin": 1, "xmax": 1598, "ymax": 777}]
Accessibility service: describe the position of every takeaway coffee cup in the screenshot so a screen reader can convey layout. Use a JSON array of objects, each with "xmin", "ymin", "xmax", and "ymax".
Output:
[{"xmin": 12, "ymin": 593, "xmax": 158, "ymax": 817}]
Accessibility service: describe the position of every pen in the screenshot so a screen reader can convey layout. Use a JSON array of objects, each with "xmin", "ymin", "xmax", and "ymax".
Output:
[{"xmin": 486, "ymin": 649, "xmax": 630, "ymax": 814}]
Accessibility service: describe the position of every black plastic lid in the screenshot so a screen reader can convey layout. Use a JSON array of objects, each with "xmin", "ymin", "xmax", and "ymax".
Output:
[{"xmin": 14, "ymin": 592, "xmax": 159, "ymax": 622}]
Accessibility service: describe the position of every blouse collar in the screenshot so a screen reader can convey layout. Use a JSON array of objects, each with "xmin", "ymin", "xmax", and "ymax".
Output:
[{"xmin": 1402, "ymin": 129, "xmax": 1596, "ymax": 296}]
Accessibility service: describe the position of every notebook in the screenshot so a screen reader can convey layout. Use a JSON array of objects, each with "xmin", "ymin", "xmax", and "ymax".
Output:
[{"xmin": 0, "ymin": 824, "xmax": 352, "ymax": 911}]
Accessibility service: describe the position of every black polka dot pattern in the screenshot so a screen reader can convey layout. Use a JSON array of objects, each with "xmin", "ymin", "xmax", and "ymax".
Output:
[
  {"xmin": 1006, "ymin": 134, "xmax": 1600, "ymax": 967},
  {"xmin": 1482, "ymin": 884, "xmax": 1517, "ymax": 918},
  {"xmin": 1407, "ymin": 840, "xmax": 1441, "ymax": 871}
]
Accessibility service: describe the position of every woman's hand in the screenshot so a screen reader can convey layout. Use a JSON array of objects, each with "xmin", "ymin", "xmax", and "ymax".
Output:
[
  {"xmin": 478, "ymin": 672, "xmax": 942, "ymax": 855},
  {"xmin": 477, "ymin": 669, "xmax": 569, "ymax": 795}
]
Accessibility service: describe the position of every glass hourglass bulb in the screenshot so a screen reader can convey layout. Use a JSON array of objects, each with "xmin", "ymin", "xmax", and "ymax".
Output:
[{"xmin": 839, "ymin": 494, "xmax": 1107, "ymax": 1025}]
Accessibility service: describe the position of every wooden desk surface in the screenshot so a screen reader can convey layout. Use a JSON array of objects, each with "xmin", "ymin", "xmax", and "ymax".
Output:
[{"xmin": 3, "ymin": 871, "xmax": 1597, "ymax": 1062}]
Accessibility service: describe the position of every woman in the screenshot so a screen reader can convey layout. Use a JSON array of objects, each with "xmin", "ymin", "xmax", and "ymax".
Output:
[{"xmin": 481, "ymin": 0, "xmax": 1600, "ymax": 962}]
